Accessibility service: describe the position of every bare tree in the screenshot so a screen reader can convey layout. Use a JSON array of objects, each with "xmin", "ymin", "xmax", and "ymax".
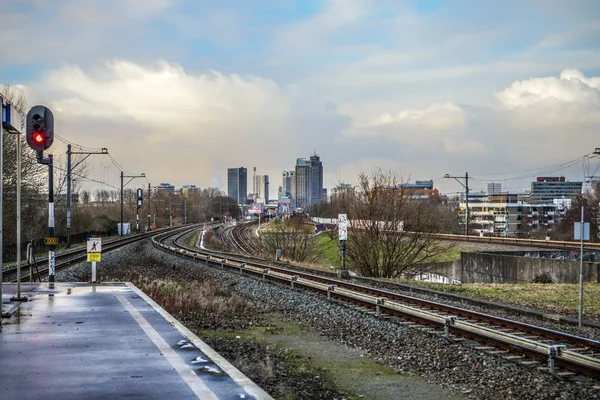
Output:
[
  {"xmin": 346, "ymin": 169, "xmax": 452, "ymax": 278},
  {"xmin": 261, "ymin": 218, "xmax": 320, "ymax": 263}
]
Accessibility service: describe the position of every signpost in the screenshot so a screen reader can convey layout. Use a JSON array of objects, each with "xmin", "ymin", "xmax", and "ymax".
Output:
[
  {"xmin": 574, "ymin": 207, "xmax": 590, "ymax": 327},
  {"xmin": 338, "ymin": 214, "xmax": 349, "ymax": 279},
  {"xmin": 87, "ymin": 238, "xmax": 102, "ymax": 282}
]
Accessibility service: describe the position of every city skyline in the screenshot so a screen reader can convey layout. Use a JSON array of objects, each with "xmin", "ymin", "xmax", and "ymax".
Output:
[{"xmin": 1, "ymin": 1, "xmax": 599, "ymax": 197}]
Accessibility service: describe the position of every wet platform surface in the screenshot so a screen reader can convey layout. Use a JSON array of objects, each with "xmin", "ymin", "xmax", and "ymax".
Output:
[{"xmin": 0, "ymin": 282, "xmax": 271, "ymax": 400}]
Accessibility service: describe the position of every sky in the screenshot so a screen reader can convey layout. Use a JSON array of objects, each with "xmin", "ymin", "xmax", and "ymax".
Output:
[{"xmin": 1, "ymin": 0, "xmax": 600, "ymax": 198}]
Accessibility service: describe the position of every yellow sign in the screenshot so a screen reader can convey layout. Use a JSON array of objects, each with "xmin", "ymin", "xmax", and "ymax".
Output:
[
  {"xmin": 44, "ymin": 237, "xmax": 59, "ymax": 246},
  {"xmin": 87, "ymin": 253, "xmax": 101, "ymax": 262}
]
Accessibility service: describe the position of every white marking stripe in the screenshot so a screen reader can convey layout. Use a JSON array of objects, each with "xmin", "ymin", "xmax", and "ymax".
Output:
[
  {"xmin": 126, "ymin": 283, "xmax": 273, "ymax": 399},
  {"xmin": 116, "ymin": 295, "xmax": 219, "ymax": 400}
]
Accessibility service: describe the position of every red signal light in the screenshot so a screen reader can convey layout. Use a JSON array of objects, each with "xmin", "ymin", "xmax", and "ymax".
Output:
[{"xmin": 33, "ymin": 132, "xmax": 44, "ymax": 144}]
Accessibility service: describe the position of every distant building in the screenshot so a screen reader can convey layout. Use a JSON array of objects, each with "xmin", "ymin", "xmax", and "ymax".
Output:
[
  {"xmin": 291, "ymin": 153, "xmax": 324, "ymax": 208},
  {"xmin": 530, "ymin": 177, "xmax": 582, "ymax": 203},
  {"xmin": 309, "ymin": 153, "xmax": 324, "ymax": 205},
  {"xmin": 322, "ymin": 188, "xmax": 327, "ymax": 201},
  {"xmin": 253, "ymin": 175, "xmax": 269, "ymax": 203},
  {"xmin": 181, "ymin": 184, "xmax": 198, "ymax": 196},
  {"xmin": 487, "ymin": 183, "xmax": 502, "ymax": 194},
  {"xmin": 227, "ymin": 167, "xmax": 247, "ymax": 206},
  {"xmin": 294, "ymin": 158, "xmax": 310, "ymax": 208},
  {"xmin": 159, "ymin": 183, "xmax": 175, "ymax": 193},
  {"xmin": 397, "ymin": 180, "xmax": 438, "ymax": 198},
  {"xmin": 281, "ymin": 171, "xmax": 293, "ymax": 197}
]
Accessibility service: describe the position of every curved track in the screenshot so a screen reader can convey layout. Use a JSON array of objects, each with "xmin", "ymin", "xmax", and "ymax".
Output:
[{"xmin": 154, "ymin": 227, "xmax": 600, "ymax": 381}]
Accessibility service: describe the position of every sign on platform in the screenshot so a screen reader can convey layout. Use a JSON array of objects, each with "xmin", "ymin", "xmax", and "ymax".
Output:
[
  {"xmin": 87, "ymin": 237, "xmax": 102, "ymax": 253},
  {"xmin": 574, "ymin": 222, "xmax": 590, "ymax": 241},
  {"xmin": 338, "ymin": 213, "xmax": 348, "ymax": 241},
  {"xmin": 87, "ymin": 253, "xmax": 101, "ymax": 262}
]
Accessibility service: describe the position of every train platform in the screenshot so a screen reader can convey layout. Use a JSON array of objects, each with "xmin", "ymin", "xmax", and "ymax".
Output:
[{"xmin": 0, "ymin": 282, "xmax": 272, "ymax": 400}]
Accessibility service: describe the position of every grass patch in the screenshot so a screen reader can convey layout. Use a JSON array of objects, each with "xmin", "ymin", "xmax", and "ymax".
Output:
[
  {"xmin": 188, "ymin": 232, "xmax": 199, "ymax": 247},
  {"xmin": 395, "ymin": 280, "xmax": 600, "ymax": 320},
  {"xmin": 314, "ymin": 234, "xmax": 341, "ymax": 268}
]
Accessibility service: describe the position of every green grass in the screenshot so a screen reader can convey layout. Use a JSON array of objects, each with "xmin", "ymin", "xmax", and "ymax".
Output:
[
  {"xmin": 392, "ymin": 280, "xmax": 600, "ymax": 320},
  {"xmin": 188, "ymin": 232, "xmax": 199, "ymax": 247},
  {"xmin": 314, "ymin": 234, "xmax": 341, "ymax": 268}
]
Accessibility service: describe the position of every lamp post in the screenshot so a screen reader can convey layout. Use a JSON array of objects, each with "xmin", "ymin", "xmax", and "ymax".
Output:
[{"xmin": 120, "ymin": 172, "xmax": 145, "ymax": 236}]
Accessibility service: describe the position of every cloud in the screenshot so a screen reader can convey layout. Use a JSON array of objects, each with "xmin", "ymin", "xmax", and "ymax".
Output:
[
  {"xmin": 25, "ymin": 60, "xmax": 295, "ymax": 191},
  {"xmin": 495, "ymin": 68, "xmax": 600, "ymax": 109}
]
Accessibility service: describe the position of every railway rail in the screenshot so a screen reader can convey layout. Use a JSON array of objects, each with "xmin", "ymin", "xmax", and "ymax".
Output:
[
  {"xmin": 154, "ymin": 227, "xmax": 600, "ymax": 381},
  {"xmin": 225, "ymin": 221, "xmax": 263, "ymax": 255},
  {"xmin": 2, "ymin": 226, "xmax": 185, "ymax": 282}
]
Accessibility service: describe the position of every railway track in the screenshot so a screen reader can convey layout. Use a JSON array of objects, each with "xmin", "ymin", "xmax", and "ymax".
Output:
[
  {"xmin": 226, "ymin": 221, "xmax": 263, "ymax": 255},
  {"xmin": 154, "ymin": 227, "xmax": 600, "ymax": 381},
  {"xmin": 2, "ymin": 226, "xmax": 184, "ymax": 282}
]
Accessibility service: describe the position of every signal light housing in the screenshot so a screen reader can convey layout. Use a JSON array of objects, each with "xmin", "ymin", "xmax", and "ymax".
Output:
[{"xmin": 26, "ymin": 106, "xmax": 54, "ymax": 152}]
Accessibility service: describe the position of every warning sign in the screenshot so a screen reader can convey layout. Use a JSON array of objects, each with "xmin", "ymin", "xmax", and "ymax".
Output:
[
  {"xmin": 87, "ymin": 237, "xmax": 102, "ymax": 253},
  {"xmin": 87, "ymin": 253, "xmax": 101, "ymax": 262}
]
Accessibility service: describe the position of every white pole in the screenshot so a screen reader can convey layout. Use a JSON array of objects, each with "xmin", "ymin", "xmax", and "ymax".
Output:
[
  {"xmin": 578, "ymin": 206, "xmax": 584, "ymax": 327},
  {"xmin": 92, "ymin": 261, "xmax": 97, "ymax": 283}
]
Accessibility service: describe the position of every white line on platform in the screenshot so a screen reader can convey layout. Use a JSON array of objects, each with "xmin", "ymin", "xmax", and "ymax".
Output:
[
  {"xmin": 126, "ymin": 283, "xmax": 273, "ymax": 400},
  {"xmin": 116, "ymin": 294, "xmax": 219, "ymax": 400}
]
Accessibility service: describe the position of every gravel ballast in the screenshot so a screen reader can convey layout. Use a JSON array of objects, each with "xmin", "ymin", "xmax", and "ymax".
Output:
[{"xmin": 55, "ymin": 240, "xmax": 599, "ymax": 399}]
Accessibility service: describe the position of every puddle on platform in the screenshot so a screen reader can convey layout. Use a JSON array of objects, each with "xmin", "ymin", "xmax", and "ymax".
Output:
[{"xmin": 197, "ymin": 365, "xmax": 225, "ymax": 376}]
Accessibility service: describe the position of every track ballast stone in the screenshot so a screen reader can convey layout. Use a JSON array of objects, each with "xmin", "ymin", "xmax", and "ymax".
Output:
[{"xmin": 56, "ymin": 240, "xmax": 599, "ymax": 400}]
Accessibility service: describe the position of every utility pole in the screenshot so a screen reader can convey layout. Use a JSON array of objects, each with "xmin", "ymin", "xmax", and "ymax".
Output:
[
  {"xmin": 147, "ymin": 183, "xmax": 151, "ymax": 231},
  {"xmin": 120, "ymin": 171, "xmax": 145, "ymax": 236},
  {"xmin": 184, "ymin": 197, "xmax": 187, "ymax": 224},
  {"xmin": 169, "ymin": 189, "xmax": 173, "ymax": 228},
  {"xmin": 444, "ymin": 173, "xmax": 470, "ymax": 235},
  {"xmin": 66, "ymin": 145, "xmax": 108, "ymax": 247}
]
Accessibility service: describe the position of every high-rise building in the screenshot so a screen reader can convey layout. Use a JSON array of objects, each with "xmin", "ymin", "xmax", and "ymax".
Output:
[
  {"xmin": 253, "ymin": 175, "xmax": 269, "ymax": 203},
  {"xmin": 281, "ymin": 171, "xmax": 293, "ymax": 197},
  {"xmin": 290, "ymin": 171, "xmax": 297, "ymax": 207},
  {"xmin": 487, "ymin": 183, "xmax": 502, "ymax": 194},
  {"xmin": 227, "ymin": 167, "xmax": 247, "ymax": 206},
  {"xmin": 294, "ymin": 158, "xmax": 310, "ymax": 208},
  {"xmin": 531, "ymin": 177, "xmax": 582, "ymax": 203},
  {"xmin": 309, "ymin": 153, "xmax": 324, "ymax": 205}
]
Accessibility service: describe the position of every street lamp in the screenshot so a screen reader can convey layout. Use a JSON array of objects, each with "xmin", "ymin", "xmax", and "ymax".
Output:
[{"xmin": 120, "ymin": 171, "xmax": 145, "ymax": 236}]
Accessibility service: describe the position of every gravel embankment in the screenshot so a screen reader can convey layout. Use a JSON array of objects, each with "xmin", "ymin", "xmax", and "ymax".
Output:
[{"xmin": 56, "ymin": 241, "xmax": 599, "ymax": 400}]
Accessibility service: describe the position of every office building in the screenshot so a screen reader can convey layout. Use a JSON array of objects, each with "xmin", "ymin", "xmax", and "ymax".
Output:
[
  {"xmin": 227, "ymin": 167, "xmax": 247, "ymax": 206},
  {"xmin": 530, "ymin": 177, "xmax": 582, "ymax": 203},
  {"xmin": 309, "ymin": 153, "xmax": 324, "ymax": 205},
  {"xmin": 159, "ymin": 183, "xmax": 175, "ymax": 193},
  {"xmin": 294, "ymin": 158, "xmax": 310, "ymax": 208},
  {"xmin": 281, "ymin": 171, "xmax": 293, "ymax": 197},
  {"xmin": 253, "ymin": 175, "xmax": 269, "ymax": 203},
  {"xmin": 487, "ymin": 183, "xmax": 502, "ymax": 194}
]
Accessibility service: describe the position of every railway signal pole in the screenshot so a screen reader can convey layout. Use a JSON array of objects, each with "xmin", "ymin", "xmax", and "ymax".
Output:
[
  {"xmin": 444, "ymin": 173, "xmax": 470, "ymax": 236},
  {"xmin": 120, "ymin": 172, "xmax": 145, "ymax": 235}
]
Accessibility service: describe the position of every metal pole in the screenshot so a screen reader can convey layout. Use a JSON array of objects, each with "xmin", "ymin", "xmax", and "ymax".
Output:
[
  {"xmin": 16, "ymin": 129, "xmax": 22, "ymax": 297},
  {"xmin": 48, "ymin": 155, "xmax": 56, "ymax": 283},
  {"xmin": 136, "ymin": 209, "xmax": 139, "ymax": 233},
  {"xmin": 120, "ymin": 171, "xmax": 124, "ymax": 236},
  {"xmin": 184, "ymin": 197, "xmax": 187, "ymax": 224},
  {"xmin": 169, "ymin": 190, "xmax": 172, "ymax": 228},
  {"xmin": 66, "ymin": 144, "xmax": 72, "ymax": 247},
  {"xmin": 579, "ymin": 205, "xmax": 584, "ymax": 327},
  {"xmin": 0, "ymin": 97, "xmax": 4, "ymax": 313},
  {"xmin": 147, "ymin": 183, "xmax": 151, "ymax": 231},
  {"xmin": 465, "ymin": 172, "xmax": 470, "ymax": 236}
]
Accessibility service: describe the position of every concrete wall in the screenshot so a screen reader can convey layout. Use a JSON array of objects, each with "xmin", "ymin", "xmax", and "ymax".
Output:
[
  {"xmin": 418, "ymin": 254, "xmax": 599, "ymax": 284},
  {"xmin": 459, "ymin": 252, "xmax": 599, "ymax": 284}
]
